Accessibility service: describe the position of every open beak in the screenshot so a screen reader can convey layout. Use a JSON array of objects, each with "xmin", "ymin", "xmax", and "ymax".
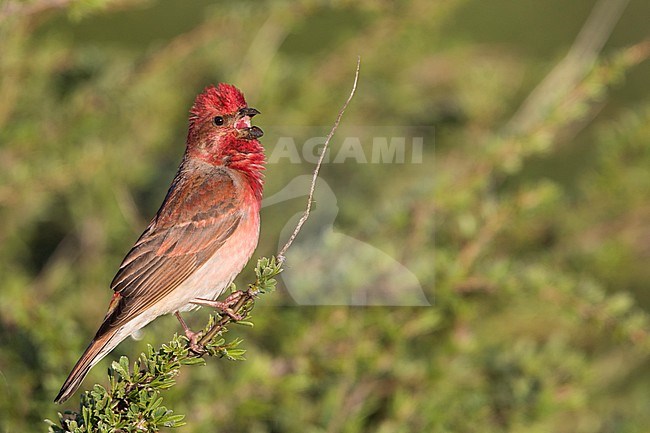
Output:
[
  {"xmin": 239, "ymin": 107, "xmax": 260, "ymax": 118},
  {"xmin": 235, "ymin": 107, "xmax": 263, "ymax": 140}
]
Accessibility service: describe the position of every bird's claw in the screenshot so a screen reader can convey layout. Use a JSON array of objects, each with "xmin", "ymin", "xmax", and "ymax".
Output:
[
  {"xmin": 191, "ymin": 293, "xmax": 245, "ymax": 321},
  {"xmin": 185, "ymin": 329, "xmax": 205, "ymax": 354},
  {"xmin": 175, "ymin": 311, "xmax": 205, "ymax": 353}
]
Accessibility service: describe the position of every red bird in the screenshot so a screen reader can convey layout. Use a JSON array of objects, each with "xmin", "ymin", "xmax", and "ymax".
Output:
[{"xmin": 55, "ymin": 83, "xmax": 265, "ymax": 403}]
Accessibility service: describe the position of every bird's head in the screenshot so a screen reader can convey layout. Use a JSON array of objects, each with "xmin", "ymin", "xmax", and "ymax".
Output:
[{"xmin": 187, "ymin": 83, "xmax": 264, "ymax": 168}]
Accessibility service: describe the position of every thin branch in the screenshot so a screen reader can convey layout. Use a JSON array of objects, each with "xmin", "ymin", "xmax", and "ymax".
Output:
[
  {"xmin": 277, "ymin": 56, "xmax": 361, "ymax": 264},
  {"xmin": 196, "ymin": 289, "xmax": 254, "ymax": 350}
]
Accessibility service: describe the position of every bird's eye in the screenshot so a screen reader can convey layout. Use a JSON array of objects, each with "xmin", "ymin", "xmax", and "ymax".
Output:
[{"xmin": 213, "ymin": 116, "xmax": 224, "ymax": 126}]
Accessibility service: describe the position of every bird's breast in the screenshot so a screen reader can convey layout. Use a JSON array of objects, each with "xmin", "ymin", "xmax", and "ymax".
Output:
[{"xmin": 160, "ymin": 204, "xmax": 260, "ymax": 314}]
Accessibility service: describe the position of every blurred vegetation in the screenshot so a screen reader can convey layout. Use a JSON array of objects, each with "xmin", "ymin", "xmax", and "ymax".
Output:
[{"xmin": 1, "ymin": 0, "xmax": 650, "ymax": 432}]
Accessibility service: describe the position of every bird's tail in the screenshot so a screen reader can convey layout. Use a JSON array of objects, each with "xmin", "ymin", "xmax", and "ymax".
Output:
[{"xmin": 54, "ymin": 328, "xmax": 120, "ymax": 403}]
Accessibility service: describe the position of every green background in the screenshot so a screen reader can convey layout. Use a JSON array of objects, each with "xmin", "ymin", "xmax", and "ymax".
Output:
[{"xmin": 1, "ymin": 0, "xmax": 650, "ymax": 431}]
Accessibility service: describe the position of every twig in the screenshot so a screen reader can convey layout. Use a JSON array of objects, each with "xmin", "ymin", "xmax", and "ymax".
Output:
[
  {"xmin": 195, "ymin": 288, "xmax": 255, "ymax": 350},
  {"xmin": 277, "ymin": 56, "xmax": 361, "ymax": 264}
]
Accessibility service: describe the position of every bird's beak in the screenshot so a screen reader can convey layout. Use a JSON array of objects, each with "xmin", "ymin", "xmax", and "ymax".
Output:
[
  {"xmin": 238, "ymin": 125, "xmax": 264, "ymax": 140},
  {"xmin": 235, "ymin": 107, "xmax": 263, "ymax": 140},
  {"xmin": 239, "ymin": 107, "xmax": 260, "ymax": 118}
]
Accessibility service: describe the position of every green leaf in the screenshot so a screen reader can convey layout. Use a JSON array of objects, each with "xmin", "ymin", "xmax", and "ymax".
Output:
[{"xmin": 111, "ymin": 358, "xmax": 129, "ymax": 380}]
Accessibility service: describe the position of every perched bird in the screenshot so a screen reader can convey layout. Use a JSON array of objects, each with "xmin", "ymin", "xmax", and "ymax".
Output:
[{"xmin": 55, "ymin": 83, "xmax": 265, "ymax": 403}]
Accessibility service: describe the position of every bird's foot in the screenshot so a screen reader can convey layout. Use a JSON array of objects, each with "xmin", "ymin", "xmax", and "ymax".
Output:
[
  {"xmin": 175, "ymin": 311, "xmax": 204, "ymax": 353},
  {"xmin": 186, "ymin": 330, "xmax": 205, "ymax": 353},
  {"xmin": 191, "ymin": 292, "xmax": 245, "ymax": 321}
]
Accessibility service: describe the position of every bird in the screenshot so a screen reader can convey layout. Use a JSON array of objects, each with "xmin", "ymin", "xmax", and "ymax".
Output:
[{"xmin": 55, "ymin": 83, "xmax": 265, "ymax": 403}]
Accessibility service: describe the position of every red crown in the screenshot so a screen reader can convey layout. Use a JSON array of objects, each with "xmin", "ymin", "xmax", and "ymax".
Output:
[{"xmin": 190, "ymin": 83, "xmax": 247, "ymax": 117}]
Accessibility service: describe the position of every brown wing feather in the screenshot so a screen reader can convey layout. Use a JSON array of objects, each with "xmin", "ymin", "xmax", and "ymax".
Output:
[{"xmin": 99, "ymin": 159, "xmax": 243, "ymax": 333}]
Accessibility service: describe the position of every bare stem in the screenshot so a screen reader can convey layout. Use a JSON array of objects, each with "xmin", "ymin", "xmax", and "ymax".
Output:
[{"xmin": 277, "ymin": 56, "xmax": 361, "ymax": 264}]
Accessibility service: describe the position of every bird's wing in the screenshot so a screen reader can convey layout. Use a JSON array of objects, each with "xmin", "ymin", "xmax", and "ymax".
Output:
[{"xmin": 99, "ymin": 162, "xmax": 244, "ymax": 333}]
